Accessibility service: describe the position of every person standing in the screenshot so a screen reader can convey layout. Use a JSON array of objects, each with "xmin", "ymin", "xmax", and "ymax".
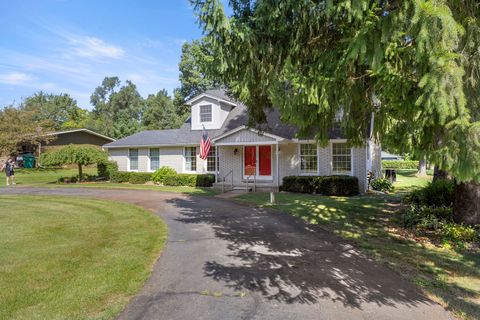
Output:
[{"xmin": 4, "ymin": 158, "xmax": 16, "ymax": 186}]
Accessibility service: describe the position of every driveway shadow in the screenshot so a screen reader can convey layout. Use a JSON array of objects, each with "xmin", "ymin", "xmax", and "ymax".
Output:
[{"xmin": 167, "ymin": 196, "xmax": 437, "ymax": 309}]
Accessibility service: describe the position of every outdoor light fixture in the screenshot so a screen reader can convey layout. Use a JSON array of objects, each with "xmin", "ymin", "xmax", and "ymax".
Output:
[{"xmin": 234, "ymin": 148, "xmax": 238, "ymax": 155}]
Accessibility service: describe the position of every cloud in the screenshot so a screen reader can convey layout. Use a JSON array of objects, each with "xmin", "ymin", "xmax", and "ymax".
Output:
[
  {"xmin": 66, "ymin": 35, "xmax": 125, "ymax": 59},
  {"xmin": 0, "ymin": 72, "xmax": 34, "ymax": 85}
]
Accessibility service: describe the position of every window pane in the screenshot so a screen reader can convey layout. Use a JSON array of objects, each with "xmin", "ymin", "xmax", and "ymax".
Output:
[
  {"xmin": 200, "ymin": 105, "xmax": 212, "ymax": 122},
  {"xmin": 332, "ymin": 143, "xmax": 351, "ymax": 174},
  {"xmin": 207, "ymin": 148, "xmax": 216, "ymax": 172},
  {"xmin": 185, "ymin": 147, "xmax": 197, "ymax": 171},
  {"xmin": 150, "ymin": 148, "xmax": 160, "ymax": 171},
  {"xmin": 129, "ymin": 149, "xmax": 138, "ymax": 171},
  {"xmin": 300, "ymin": 144, "xmax": 317, "ymax": 174}
]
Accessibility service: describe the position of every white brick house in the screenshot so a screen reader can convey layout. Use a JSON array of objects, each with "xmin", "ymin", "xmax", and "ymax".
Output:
[{"xmin": 103, "ymin": 89, "xmax": 382, "ymax": 192}]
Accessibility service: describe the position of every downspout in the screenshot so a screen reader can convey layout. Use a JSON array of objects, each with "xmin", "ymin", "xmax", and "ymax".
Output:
[
  {"xmin": 276, "ymin": 144, "xmax": 279, "ymax": 191},
  {"xmin": 215, "ymin": 144, "xmax": 218, "ymax": 183}
]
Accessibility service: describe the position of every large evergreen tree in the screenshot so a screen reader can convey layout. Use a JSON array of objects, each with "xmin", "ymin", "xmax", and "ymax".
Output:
[
  {"xmin": 143, "ymin": 89, "xmax": 182, "ymax": 130},
  {"xmin": 192, "ymin": 0, "xmax": 480, "ymax": 223}
]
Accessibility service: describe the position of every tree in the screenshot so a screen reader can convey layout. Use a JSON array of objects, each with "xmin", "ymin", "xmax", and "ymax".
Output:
[
  {"xmin": 40, "ymin": 145, "xmax": 108, "ymax": 181},
  {"xmin": 90, "ymin": 77, "xmax": 144, "ymax": 139},
  {"xmin": 192, "ymin": 0, "xmax": 480, "ymax": 223},
  {"xmin": 173, "ymin": 39, "xmax": 222, "ymax": 114},
  {"xmin": 0, "ymin": 106, "xmax": 53, "ymax": 156},
  {"xmin": 143, "ymin": 89, "xmax": 182, "ymax": 130},
  {"xmin": 22, "ymin": 92, "xmax": 86, "ymax": 130}
]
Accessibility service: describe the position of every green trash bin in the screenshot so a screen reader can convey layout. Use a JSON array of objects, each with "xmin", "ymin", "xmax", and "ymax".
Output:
[{"xmin": 23, "ymin": 154, "xmax": 36, "ymax": 168}]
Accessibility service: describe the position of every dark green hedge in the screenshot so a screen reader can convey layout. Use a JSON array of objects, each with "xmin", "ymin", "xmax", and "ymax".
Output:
[
  {"xmin": 282, "ymin": 175, "xmax": 359, "ymax": 196},
  {"xmin": 97, "ymin": 160, "xmax": 118, "ymax": 180},
  {"xmin": 163, "ymin": 173, "xmax": 215, "ymax": 187},
  {"xmin": 110, "ymin": 171, "xmax": 153, "ymax": 184},
  {"xmin": 382, "ymin": 160, "xmax": 419, "ymax": 169}
]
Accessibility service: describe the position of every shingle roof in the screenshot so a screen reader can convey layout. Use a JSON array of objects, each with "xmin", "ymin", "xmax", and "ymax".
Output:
[{"xmin": 104, "ymin": 89, "xmax": 341, "ymax": 148}]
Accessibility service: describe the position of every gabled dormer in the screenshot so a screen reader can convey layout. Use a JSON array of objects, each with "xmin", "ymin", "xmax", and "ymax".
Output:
[{"xmin": 186, "ymin": 90, "xmax": 237, "ymax": 130}]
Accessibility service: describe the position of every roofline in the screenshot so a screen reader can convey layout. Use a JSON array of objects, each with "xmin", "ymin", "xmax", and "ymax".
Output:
[
  {"xmin": 185, "ymin": 93, "xmax": 237, "ymax": 107},
  {"xmin": 211, "ymin": 125, "xmax": 287, "ymax": 143},
  {"xmin": 104, "ymin": 143, "xmax": 198, "ymax": 149},
  {"xmin": 43, "ymin": 128, "xmax": 115, "ymax": 142}
]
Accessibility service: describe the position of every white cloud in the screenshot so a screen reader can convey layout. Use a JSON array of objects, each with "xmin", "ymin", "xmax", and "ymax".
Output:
[
  {"xmin": 67, "ymin": 35, "xmax": 125, "ymax": 59},
  {"xmin": 0, "ymin": 72, "xmax": 34, "ymax": 85}
]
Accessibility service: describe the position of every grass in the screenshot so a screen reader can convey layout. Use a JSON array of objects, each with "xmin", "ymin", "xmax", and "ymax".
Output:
[
  {"xmin": 0, "ymin": 195, "xmax": 167, "ymax": 320},
  {"xmin": 1, "ymin": 168, "xmax": 217, "ymax": 195},
  {"xmin": 235, "ymin": 192, "xmax": 480, "ymax": 319},
  {"xmin": 394, "ymin": 169, "xmax": 433, "ymax": 191}
]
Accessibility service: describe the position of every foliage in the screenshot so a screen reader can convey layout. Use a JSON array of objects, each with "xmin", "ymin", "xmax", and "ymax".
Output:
[
  {"xmin": 370, "ymin": 178, "xmax": 394, "ymax": 192},
  {"xmin": 401, "ymin": 205, "xmax": 453, "ymax": 230},
  {"xmin": 192, "ymin": 0, "xmax": 480, "ymax": 184},
  {"xmin": 40, "ymin": 145, "xmax": 108, "ymax": 181},
  {"xmin": 22, "ymin": 91, "xmax": 86, "ymax": 130},
  {"xmin": 163, "ymin": 173, "xmax": 215, "ymax": 187},
  {"xmin": 143, "ymin": 90, "xmax": 183, "ymax": 130},
  {"xmin": 441, "ymin": 223, "xmax": 478, "ymax": 243},
  {"xmin": 152, "ymin": 166, "xmax": 177, "ymax": 184},
  {"xmin": 173, "ymin": 39, "xmax": 222, "ymax": 111},
  {"xmin": 282, "ymin": 176, "xmax": 359, "ymax": 196},
  {"xmin": 0, "ymin": 106, "xmax": 53, "ymax": 155},
  {"xmin": 97, "ymin": 160, "xmax": 118, "ymax": 180},
  {"xmin": 382, "ymin": 160, "xmax": 419, "ymax": 170},
  {"xmin": 405, "ymin": 180, "xmax": 455, "ymax": 208},
  {"xmin": 110, "ymin": 171, "xmax": 132, "ymax": 183},
  {"xmin": 90, "ymin": 77, "xmax": 144, "ymax": 139},
  {"xmin": 128, "ymin": 173, "xmax": 153, "ymax": 184}
]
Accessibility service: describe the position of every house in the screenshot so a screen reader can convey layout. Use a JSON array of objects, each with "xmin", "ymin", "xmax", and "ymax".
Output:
[
  {"xmin": 19, "ymin": 128, "xmax": 115, "ymax": 158},
  {"xmin": 381, "ymin": 151, "xmax": 404, "ymax": 161},
  {"xmin": 103, "ymin": 89, "xmax": 381, "ymax": 192}
]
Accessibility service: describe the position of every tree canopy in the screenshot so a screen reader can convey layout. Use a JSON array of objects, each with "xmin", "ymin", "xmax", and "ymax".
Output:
[{"xmin": 192, "ymin": 0, "xmax": 480, "ymax": 183}]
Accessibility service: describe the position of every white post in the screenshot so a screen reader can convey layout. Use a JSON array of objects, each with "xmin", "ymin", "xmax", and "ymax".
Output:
[
  {"xmin": 270, "ymin": 191, "xmax": 276, "ymax": 204},
  {"xmin": 275, "ymin": 144, "xmax": 279, "ymax": 190},
  {"xmin": 215, "ymin": 145, "xmax": 219, "ymax": 183}
]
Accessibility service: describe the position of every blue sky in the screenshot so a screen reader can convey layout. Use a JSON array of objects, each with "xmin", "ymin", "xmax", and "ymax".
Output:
[{"xmin": 0, "ymin": 0, "xmax": 212, "ymax": 109}]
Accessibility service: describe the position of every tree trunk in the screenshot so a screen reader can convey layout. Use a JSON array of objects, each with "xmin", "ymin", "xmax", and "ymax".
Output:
[
  {"xmin": 78, "ymin": 163, "xmax": 83, "ymax": 182},
  {"xmin": 433, "ymin": 165, "xmax": 450, "ymax": 182},
  {"xmin": 417, "ymin": 156, "xmax": 427, "ymax": 177},
  {"xmin": 453, "ymin": 182, "xmax": 480, "ymax": 225}
]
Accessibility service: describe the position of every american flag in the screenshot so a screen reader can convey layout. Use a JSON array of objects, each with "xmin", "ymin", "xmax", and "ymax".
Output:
[{"xmin": 199, "ymin": 129, "xmax": 212, "ymax": 160}]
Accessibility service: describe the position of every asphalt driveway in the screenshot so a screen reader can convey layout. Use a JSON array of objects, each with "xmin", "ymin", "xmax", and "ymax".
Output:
[{"xmin": 2, "ymin": 187, "xmax": 454, "ymax": 320}]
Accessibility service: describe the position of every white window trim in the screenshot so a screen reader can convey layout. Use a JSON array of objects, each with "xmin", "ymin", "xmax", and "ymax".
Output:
[
  {"xmin": 148, "ymin": 148, "xmax": 160, "ymax": 172},
  {"xmin": 128, "ymin": 148, "xmax": 139, "ymax": 172},
  {"xmin": 199, "ymin": 104, "xmax": 213, "ymax": 123},
  {"xmin": 330, "ymin": 141, "xmax": 353, "ymax": 176},
  {"xmin": 242, "ymin": 145, "xmax": 273, "ymax": 180},
  {"xmin": 183, "ymin": 146, "xmax": 198, "ymax": 174},
  {"xmin": 297, "ymin": 143, "xmax": 320, "ymax": 176},
  {"xmin": 204, "ymin": 147, "xmax": 217, "ymax": 173}
]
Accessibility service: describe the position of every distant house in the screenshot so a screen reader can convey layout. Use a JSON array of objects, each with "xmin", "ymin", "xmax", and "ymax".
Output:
[
  {"xmin": 104, "ymin": 89, "xmax": 382, "ymax": 192},
  {"xmin": 381, "ymin": 151, "xmax": 404, "ymax": 161},
  {"xmin": 19, "ymin": 128, "xmax": 115, "ymax": 157}
]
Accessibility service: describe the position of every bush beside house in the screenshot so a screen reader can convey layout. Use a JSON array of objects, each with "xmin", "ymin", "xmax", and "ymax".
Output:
[
  {"xmin": 282, "ymin": 175, "xmax": 359, "ymax": 196},
  {"xmin": 382, "ymin": 160, "xmax": 419, "ymax": 169}
]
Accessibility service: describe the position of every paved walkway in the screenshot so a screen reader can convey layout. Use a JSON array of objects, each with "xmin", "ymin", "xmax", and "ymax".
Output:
[{"xmin": 2, "ymin": 187, "xmax": 454, "ymax": 320}]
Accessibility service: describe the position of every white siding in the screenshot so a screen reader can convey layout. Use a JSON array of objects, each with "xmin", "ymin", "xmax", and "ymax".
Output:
[
  {"xmin": 352, "ymin": 147, "xmax": 368, "ymax": 192},
  {"xmin": 190, "ymin": 97, "xmax": 231, "ymax": 130},
  {"xmin": 160, "ymin": 147, "xmax": 184, "ymax": 173},
  {"xmin": 217, "ymin": 129, "xmax": 276, "ymax": 144},
  {"xmin": 108, "ymin": 148, "xmax": 128, "ymax": 171},
  {"xmin": 138, "ymin": 148, "xmax": 149, "ymax": 172}
]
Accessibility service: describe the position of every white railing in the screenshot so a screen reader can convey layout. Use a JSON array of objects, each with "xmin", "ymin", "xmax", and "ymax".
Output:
[
  {"xmin": 222, "ymin": 170, "xmax": 233, "ymax": 193},
  {"xmin": 246, "ymin": 174, "xmax": 256, "ymax": 192}
]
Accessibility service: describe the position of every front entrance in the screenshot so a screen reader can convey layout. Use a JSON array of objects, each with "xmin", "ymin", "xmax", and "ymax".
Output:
[{"xmin": 244, "ymin": 145, "xmax": 272, "ymax": 179}]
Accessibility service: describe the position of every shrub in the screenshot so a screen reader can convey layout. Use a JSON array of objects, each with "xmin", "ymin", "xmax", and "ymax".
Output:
[
  {"xmin": 152, "ymin": 166, "xmax": 177, "ymax": 184},
  {"xmin": 282, "ymin": 175, "xmax": 359, "ymax": 196},
  {"xmin": 128, "ymin": 172, "xmax": 153, "ymax": 184},
  {"xmin": 441, "ymin": 223, "xmax": 477, "ymax": 243},
  {"xmin": 110, "ymin": 171, "xmax": 132, "ymax": 183},
  {"xmin": 401, "ymin": 205, "xmax": 453, "ymax": 229},
  {"xmin": 405, "ymin": 180, "xmax": 455, "ymax": 207},
  {"xmin": 382, "ymin": 160, "xmax": 419, "ymax": 169},
  {"xmin": 370, "ymin": 178, "xmax": 394, "ymax": 192},
  {"xmin": 162, "ymin": 173, "xmax": 215, "ymax": 187},
  {"xmin": 97, "ymin": 160, "xmax": 118, "ymax": 180}
]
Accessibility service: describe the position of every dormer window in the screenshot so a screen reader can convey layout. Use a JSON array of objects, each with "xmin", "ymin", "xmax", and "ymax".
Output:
[{"xmin": 200, "ymin": 104, "xmax": 212, "ymax": 122}]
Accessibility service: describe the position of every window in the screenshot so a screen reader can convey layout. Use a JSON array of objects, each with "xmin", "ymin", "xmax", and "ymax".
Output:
[
  {"xmin": 300, "ymin": 144, "xmax": 318, "ymax": 174},
  {"xmin": 206, "ymin": 148, "xmax": 216, "ymax": 172},
  {"xmin": 332, "ymin": 143, "xmax": 352, "ymax": 174},
  {"xmin": 149, "ymin": 148, "xmax": 160, "ymax": 171},
  {"xmin": 185, "ymin": 147, "xmax": 197, "ymax": 172},
  {"xmin": 129, "ymin": 149, "xmax": 138, "ymax": 171},
  {"xmin": 200, "ymin": 104, "xmax": 212, "ymax": 122}
]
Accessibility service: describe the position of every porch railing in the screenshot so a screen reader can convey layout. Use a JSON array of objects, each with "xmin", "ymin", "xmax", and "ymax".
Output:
[
  {"xmin": 246, "ymin": 174, "xmax": 256, "ymax": 192},
  {"xmin": 222, "ymin": 170, "xmax": 233, "ymax": 193}
]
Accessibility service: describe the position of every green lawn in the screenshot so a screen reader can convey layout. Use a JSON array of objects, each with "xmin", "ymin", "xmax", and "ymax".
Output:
[
  {"xmin": 1, "ymin": 168, "xmax": 216, "ymax": 195},
  {"xmin": 0, "ymin": 195, "xmax": 167, "ymax": 320},
  {"xmin": 235, "ymin": 192, "xmax": 479, "ymax": 319},
  {"xmin": 394, "ymin": 169, "xmax": 433, "ymax": 191}
]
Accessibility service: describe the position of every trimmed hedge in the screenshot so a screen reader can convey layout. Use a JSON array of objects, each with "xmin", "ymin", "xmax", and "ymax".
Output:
[
  {"xmin": 152, "ymin": 166, "xmax": 177, "ymax": 183},
  {"xmin": 110, "ymin": 171, "xmax": 153, "ymax": 184},
  {"xmin": 97, "ymin": 160, "xmax": 118, "ymax": 180},
  {"xmin": 282, "ymin": 175, "xmax": 359, "ymax": 196},
  {"xmin": 382, "ymin": 160, "xmax": 419, "ymax": 169},
  {"xmin": 163, "ymin": 173, "xmax": 215, "ymax": 187},
  {"xmin": 110, "ymin": 171, "xmax": 132, "ymax": 183},
  {"xmin": 371, "ymin": 178, "xmax": 394, "ymax": 192}
]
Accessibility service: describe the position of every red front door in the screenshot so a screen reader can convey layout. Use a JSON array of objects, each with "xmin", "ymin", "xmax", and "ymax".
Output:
[
  {"xmin": 244, "ymin": 146, "xmax": 256, "ymax": 176},
  {"xmin": 244, "ymin": 145, "xmax": 272, "ymax": 177}
]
